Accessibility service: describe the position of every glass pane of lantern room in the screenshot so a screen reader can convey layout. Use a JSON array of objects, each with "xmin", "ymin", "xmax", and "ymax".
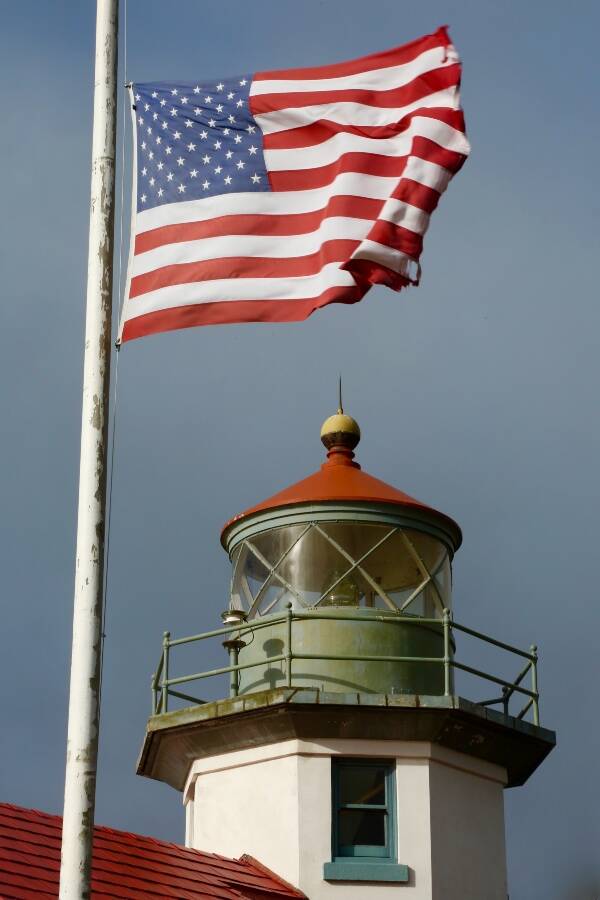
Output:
[
  {"xmin": 248, "ymin": 524, "xmax": 310, "ymax": 566},
  {"xmin": 252, "ymin": 578, "xmax": 295, "ymax": 615},
  {"xmin": 316, "ymin": 523, "xmax": 400, "ymax": 608},
  {"xmin": 434, "ymin": 555, "xmax": 451, "ymax": 605},
  {"xmin": 403, "ymin": 530, "xmax": 448, "ymax": 577},
  {"xmin": 363, "ymin": 530, "xmax": 421, "ymax": 593},
  {"xmin": 231, "ymin": 523, "xmax": 452, "ymax": 614},
  {"xmin": 417, "ymin": 543, "xmax": 450, "ymax": 614},
  {"xmin": 229, "ymin": 545, "xmax": 244, "ymax": 610},
  {"xmin": 363, "ymin": 529, "xmax": 450, "ymax": 615},
  {"xmin": 318, "ymin": 522, "xmax": 390, "ymax": 562},
  {"xmin": 231, "ymin": 542, "xmax": 270, "ymax": 610},
  {"xmin": 231, "ymin": 527, "xmax": 309, "ymax": 614},
  {"xmin": 269, "ymin": 525, "xmax": 357, "ymax": 605}
]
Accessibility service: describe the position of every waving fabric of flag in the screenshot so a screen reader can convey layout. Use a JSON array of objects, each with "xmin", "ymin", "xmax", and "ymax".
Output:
[{"xmin": 119, "ymin": 26, "xmax": 470, "ymax": 343}]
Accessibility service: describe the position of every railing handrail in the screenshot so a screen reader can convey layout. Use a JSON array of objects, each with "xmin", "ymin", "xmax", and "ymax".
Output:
[
  {"xmin": 150, "ymin": 606, "xmax": 540, "ymax": 726},
  {"xmin": 451, "ymin": 620, "xmax": 535, "ymax": 661},
  {"xmin": 162, "ymin": 609, "xmax": 536, "ymax": 658}
]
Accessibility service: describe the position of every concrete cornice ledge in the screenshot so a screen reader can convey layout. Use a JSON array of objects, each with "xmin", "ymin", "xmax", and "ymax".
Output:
[{"xmin": 137, "ymin": 689, "xmax": 555, "ymax": 792}]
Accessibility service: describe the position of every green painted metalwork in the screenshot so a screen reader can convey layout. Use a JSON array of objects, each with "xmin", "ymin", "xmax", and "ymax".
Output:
[
  {"xmin": 161, "ymin": 631, "xmax": 170, "ymax": 715},
  {"xmin": 150, "ymin": 609, "xmax": 541, "ymax": 728},
  {"xmin": 222, "ymin": 637, "xmax": 244, "ymax": 698},
  {"xmin": 530, "ymin": 645, "xmax": 539, "ymax": 726},
  {"xmin": 443, "ymin": 608, "xmax": 451, "ymax": 696},
  {"xmin": 236, "ymin": 607, "xmax": 451, "ymax": 695},
  {"xmin": 224, "ymin": 502, "xmax": 460, "ymax": 557}
]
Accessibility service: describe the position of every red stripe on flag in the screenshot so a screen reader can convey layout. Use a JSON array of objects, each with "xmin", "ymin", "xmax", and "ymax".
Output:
[
  {"xmin": 269, "ymin": 153, "xmax": 411, "ymax": 191},
  {"xmin": 367, "ymin": 221, "xmax": 423, "ymax": 258},
  {"xmin": 343, "ymin": 257, "xmax": 412, "ymax": 290},
  {"xmin": 269, "ymin": 141, "xmax": 456, "ymax": 191},
  {"xmin": 410, "ymin": 136, "xmax": 467, "ymax": 174},
  {"xmin": 262, "ymin": 107, "xmax": 467, "ymax": 151},
  {"xmin": 264, "ymin": 121, "xmax": 411, "ymax": 151},
  {"xmin": 121, "ymin": 286, "xmax": 368, "ymax": 342},
  {"xmin": 392, "ymin": 178, "xmax": 441, "ymax": 212},
  {"xmin": 130, "ymin": 240, "xmax": 361, "ymax": 298},
  {"xmin": 135, "ymin": 196, "xmax": 385, "ymax": 254},
  {"xmin": 251, "ymin": 65, "xmax": 461, "ymax": 116},
  {"xmin": 253, "ymin": 27, "xmax": 451, "ymax": 82}
]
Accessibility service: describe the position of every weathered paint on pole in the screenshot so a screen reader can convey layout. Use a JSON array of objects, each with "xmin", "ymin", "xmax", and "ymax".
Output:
[{"xmin": 59, "ymin": 1, "xmax": 118, "ymax": 897}]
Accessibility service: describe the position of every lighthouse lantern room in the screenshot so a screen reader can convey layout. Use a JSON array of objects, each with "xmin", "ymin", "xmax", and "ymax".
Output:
[
  {"xmin": 222, "ymin": 410, "xmax": 460, "ymax": 698},
  {"xmin": 138, "ymin": 409, "xmax": 555, "ymax": 900}
]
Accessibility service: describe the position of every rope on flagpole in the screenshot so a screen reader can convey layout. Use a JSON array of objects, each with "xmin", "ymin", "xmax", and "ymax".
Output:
[
  {"xmin": 115, "ymin": 0, "xmax": 128, "ymax": 329},
  {"xmin": 98, "ymin": 0, "xmax": 127, "ymax": 708}
]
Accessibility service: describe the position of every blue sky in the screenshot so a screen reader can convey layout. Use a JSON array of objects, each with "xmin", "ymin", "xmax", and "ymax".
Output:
[{"xmin": 1, "ymin": 2, "xmax": 599, "ymax": 897}]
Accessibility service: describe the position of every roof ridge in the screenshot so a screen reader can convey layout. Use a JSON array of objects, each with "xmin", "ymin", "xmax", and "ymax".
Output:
[{"xmin": 239, "ymin": 856, "xmax": 306, "ymax": 898}]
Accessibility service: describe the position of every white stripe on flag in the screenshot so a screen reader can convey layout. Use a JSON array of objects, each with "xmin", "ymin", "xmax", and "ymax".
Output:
[
  {"xmin": 402, "ymin": 157, "xmax": 453, "ymax": 192},
  {"xmin": 135, "ymin": 172, "xmax": 405, "ymax": 234},
  {"xmin": 250, "ymin": 45, "xmax": 454, "ymax": 96},
  {"xmin": 349, "ymin": 240, "xmax": 416, "ymax": 275},
  {"xmin": 255, "ymin": 88, "xmax": 461, "ymax": 135},
  {"xmin": 263, "ymin": 119, "xmax": 468, "ymax": 172},
  {"xmin": 127, "ymin": 262, "xmax": 358, "ymax": 317},
  {"xmin": 379, "ymin": 198, "xmax": 430, "ymax": 233},
  {"xmin": 132, "ymin": 217, "xmax": 372, "ymax": 276}
]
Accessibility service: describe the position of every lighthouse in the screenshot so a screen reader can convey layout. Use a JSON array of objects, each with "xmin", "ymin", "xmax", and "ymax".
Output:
[{"xmin": 138, "ymin": 408, "xmax": 555, "ymax": 899}]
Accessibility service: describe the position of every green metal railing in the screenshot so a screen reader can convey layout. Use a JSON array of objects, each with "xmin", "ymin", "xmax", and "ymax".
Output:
[{"xmin": 150, "ymin": 606, "xmax": 540, "ymax": 726}]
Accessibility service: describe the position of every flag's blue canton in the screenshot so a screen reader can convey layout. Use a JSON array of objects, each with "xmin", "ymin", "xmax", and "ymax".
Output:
[{"xmin": 133, "ymin": 76, "xmax": 269, "ymax": 212}]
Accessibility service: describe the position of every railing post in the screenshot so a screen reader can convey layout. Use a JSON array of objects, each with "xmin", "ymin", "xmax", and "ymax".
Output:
[
  {"xmin": 221, "ymin": 609, "xmax": 248, "ymax": 699},
  {"xmin": 443, "ymin": 608, "xmax": 451, "ymax": 696},
  {"xmin": 222, "ymin": 632, "xmax": 245, "ymax": 698},
  {"xmin": 286, "ymin": 602, "xmax": 293, "ymax": 688},
  {"xmin": 222, "ymin": 641, "xmax": 240, "ymax": 697},
  {"xmin": 530, "ymin": 644, "xmax": 539, "ymax": 726},
  {"xmin": 502, "ymin": 685, "xmax": 509, "ymax": 717},
  {"xmin": 162, "ymin": 631, "xmax": 170, "ymax": 713}
]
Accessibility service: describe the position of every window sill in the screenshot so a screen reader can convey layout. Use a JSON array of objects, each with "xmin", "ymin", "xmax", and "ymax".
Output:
[{"xmin": 323, "ymin": 861, "xmax": 409, "ymax": 883}]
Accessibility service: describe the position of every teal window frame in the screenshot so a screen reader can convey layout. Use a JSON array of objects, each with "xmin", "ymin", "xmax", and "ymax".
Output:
[
  {"xmin": 324, "ymin": 758, "xmax": 408, "ymax": 882},
  {"xmin": 331, "ymin": 757, "xmax": 396, "ymax": 860}
]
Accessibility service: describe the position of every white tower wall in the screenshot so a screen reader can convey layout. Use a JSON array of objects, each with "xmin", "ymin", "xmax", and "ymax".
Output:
[
  {"xmin": 429, "ymin": 755, "xmax": 508, "ymax": 897},
  {"xmin": 183, "ymin": 738, "xmax": 507, "ymax": 900}
]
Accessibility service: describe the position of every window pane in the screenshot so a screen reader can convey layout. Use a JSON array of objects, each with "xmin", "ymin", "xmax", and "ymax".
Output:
[
  {"xmin": 339, "ymin": 809, "xmax": 386, "ymax": 847},
  {"xmin": 255, "ymin": 580, "xmax": 294, "ymax": 615},
  {"xmin": 434, "ymin": 556, "xmax": 451, "ymax": 607},
  {"xmin": 339, "ymin": 765, "xmax": 386, "ymax": 805}
]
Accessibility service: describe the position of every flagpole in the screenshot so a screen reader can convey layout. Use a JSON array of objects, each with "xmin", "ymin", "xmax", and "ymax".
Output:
[{"xmin": 59, "ymin": 0, "xmax": 118, "ymax": 897}]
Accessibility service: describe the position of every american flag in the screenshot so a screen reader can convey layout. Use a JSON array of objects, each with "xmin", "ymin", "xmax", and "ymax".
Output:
[{"xmin": 119, "ymin": 27, "xmax": 470, "ymax": 343}]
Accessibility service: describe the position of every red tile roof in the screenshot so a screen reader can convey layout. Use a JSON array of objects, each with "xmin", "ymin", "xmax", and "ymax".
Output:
[{"xmin": 0, "ymin": 803, "xmax": 305, "ymax": 900}]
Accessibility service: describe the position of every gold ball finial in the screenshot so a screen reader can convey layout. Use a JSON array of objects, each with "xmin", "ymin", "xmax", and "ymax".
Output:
[
  {"xmin": 320, "ymin": 376, "xmax": 360, "ymax": 451},
  {"xmin": 320, "ymin": 412, "xmax": 361, "ymax": 450},
  {"xmin": 320, "ymin": 409, "xmax": 361, "ymax": 452}
]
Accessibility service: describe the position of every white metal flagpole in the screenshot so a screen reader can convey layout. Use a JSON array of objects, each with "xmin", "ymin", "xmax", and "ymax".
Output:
[{"xmin": 59, "ymin": 0, "xmax": 119, "ymax": 897}]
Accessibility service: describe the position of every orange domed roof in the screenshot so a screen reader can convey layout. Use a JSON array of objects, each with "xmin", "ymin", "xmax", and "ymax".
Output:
[{"xmin": 221, "ymin": 412, "xmax": 462, "ymax": 550}]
